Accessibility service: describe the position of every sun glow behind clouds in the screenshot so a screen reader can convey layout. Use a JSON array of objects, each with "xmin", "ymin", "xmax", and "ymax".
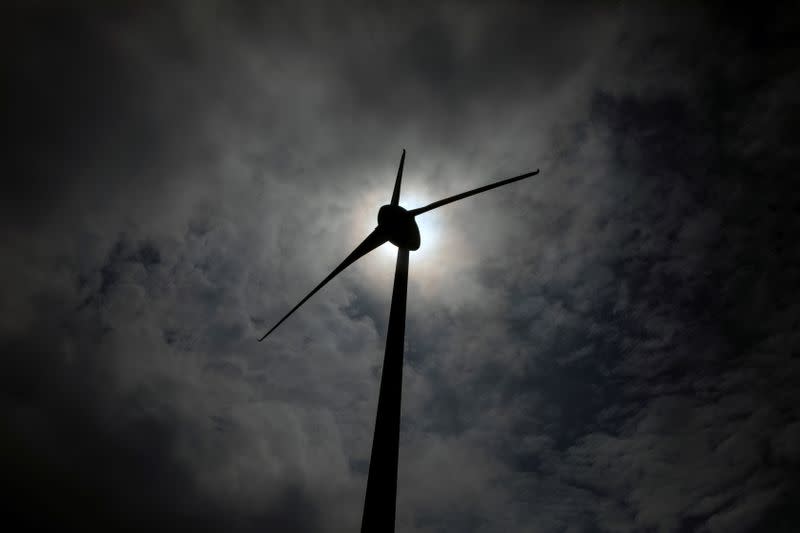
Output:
[{"xmin": 352, "ymin": 179, "xmax": 459, "ymax": 288}]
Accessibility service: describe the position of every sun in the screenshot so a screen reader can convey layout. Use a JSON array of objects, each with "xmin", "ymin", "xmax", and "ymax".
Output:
[
  {"xmin": 362, "ymin": 190, "xmax": 439, "ymax": 252},
  {"xmin": 351, "ymin": 183, "xmax": 451, "ymax": 286}
]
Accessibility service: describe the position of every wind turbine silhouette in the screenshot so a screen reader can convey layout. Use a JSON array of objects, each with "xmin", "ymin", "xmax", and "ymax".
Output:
[{"xmin": 259, "ymin": 150, "xmax": 539, "ymax": 532}]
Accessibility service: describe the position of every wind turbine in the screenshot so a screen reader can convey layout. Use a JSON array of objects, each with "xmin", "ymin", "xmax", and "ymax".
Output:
[{"xmin": 259, "ymin": 150, "xmax": 539, "ymax": 532}]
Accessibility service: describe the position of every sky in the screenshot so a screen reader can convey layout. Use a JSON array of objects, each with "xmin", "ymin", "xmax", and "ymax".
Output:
[{"xmin": 2, "ymin": 2, "xmax": 800, "ymax": 532}]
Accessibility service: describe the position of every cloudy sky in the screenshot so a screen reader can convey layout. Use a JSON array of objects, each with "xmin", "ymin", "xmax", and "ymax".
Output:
[{"xmin": 3, "ymin": 2, "xmax": 800, "ymax": 532}]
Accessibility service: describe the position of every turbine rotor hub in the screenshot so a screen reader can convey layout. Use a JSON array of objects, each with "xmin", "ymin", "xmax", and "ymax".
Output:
[{"xmin": 377, "ymin": 205, "xmax": 421, "ymax": 251}]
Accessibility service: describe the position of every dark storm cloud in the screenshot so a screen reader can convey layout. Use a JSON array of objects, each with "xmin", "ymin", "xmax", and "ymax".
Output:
[{"xmin": 3, "ymin": 2, "xmax": 800, "ymax": 532}]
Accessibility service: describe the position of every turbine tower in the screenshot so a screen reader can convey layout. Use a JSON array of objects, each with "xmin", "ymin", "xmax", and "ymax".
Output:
[{"xmin": 259, "ymin": 151, "xmax": 539, "ymax": 532}]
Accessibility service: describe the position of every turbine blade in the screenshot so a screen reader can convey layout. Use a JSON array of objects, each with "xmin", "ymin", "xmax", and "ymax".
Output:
[
  {"xmin": 408, "ymin": 169, "xmax": 539, "ymax": 216},
  {"xmin": 390, "ymin": 149, "xmax": 406, "ymax": 206},
  {"xmin": 258, "ymin": 228, "xmax": 388, "ymax": 341}
]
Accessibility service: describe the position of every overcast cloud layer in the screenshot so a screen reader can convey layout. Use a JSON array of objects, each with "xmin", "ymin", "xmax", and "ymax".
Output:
[{"xmin": 3, "ymin": 2, "xmax": 800, "ymax": 532}]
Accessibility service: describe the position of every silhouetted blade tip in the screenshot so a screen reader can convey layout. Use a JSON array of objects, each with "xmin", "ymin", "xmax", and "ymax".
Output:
[
  {"xmin": 408, "ymin": 167, "xmax": 541, "ymax": 215},
  {"xmin": 257, "ymin": 228, "xmax": 389, "ymax": 342}
]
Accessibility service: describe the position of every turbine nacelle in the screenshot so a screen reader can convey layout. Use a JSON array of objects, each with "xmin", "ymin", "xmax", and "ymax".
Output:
[{"xmin": 377, "ymin": 204, "xmax": 421, "ymax": 251}]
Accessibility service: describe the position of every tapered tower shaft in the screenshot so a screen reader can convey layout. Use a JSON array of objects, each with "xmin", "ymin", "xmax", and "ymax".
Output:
[{"xmin": 360, "ymin": 246, "xmax": 409, "ymax": 533}]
